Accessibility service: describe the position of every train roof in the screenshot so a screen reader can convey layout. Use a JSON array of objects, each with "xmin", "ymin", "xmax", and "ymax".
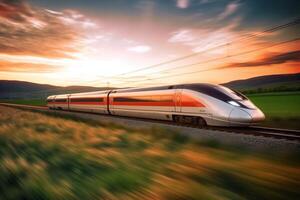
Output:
[
  {"xmin": 114, "ymin": 83, "xmax": 219, "ymax": 93},
  {"xmin": 46, "ymin": 83, "xmax": 221, "ymax": 99},
  {"xmin": 69, "ymin": 90, "xmax": 109, "ymax": 96}
]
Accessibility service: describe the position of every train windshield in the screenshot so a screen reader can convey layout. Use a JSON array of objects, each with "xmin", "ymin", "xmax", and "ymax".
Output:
[
  {"xmin": 184, "ymin": 84, "xmax": 233, "ymax": 102},
  {"xmin": 217, "ymin": 86, "xmax": 248, "ymax": 101},
  {"xmin": 184, "ymin": 84, "xmax": 252, "ymax": 108}
]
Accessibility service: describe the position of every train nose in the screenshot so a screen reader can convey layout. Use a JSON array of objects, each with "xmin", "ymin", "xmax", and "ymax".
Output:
[
  {"xmin": 229, "ymin": 108, "xmax": 252, "ymax": 123},
  {"xmin": 247, "ymin": 108, "xmax": 265, "ymax": 123},
  {"xmin": 229, "ymin": 107, "xmax": 265, "ymax": 124}
]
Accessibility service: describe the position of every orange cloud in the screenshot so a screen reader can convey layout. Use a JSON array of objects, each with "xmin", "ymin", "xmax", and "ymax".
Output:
[
  {"xmin": 0, "ymin": 0, "xmax": 85, "ymax": 58},
  {"xmin": 222, "ymin": 50, "xmax": 300, "ymax": 69},
  {"xmin": 0, "ymin": 60, "xmax": 60, "ymax": 73}
]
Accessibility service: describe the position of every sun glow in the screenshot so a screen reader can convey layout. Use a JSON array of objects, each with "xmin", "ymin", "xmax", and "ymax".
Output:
[
  {"xmin": 60, "ymin": 56, "xmax": 134, "ymax": 85},
  {"xmin": 1, "ymin": 0, "xmax": 300, "ymax": 87}
]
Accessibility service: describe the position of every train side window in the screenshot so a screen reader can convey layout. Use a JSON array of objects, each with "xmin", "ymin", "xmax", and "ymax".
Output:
[
  {"xmin": 55, "ymin": 98, "xmax": 67, "ymax": 102},
  {"xmin": 114, "ymin": 96, "xmax": 158, "ymax": 102},
  {"xmin": 71, "ymin": 98, "xmax": 104, "ymax": 102},
  {"xmin": 185, "ymin": 85, "xmax": 231, "ymax": 102}
]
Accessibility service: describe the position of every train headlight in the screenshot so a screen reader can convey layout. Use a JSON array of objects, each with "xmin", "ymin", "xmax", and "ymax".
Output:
[{"xmin": 228, "ymin": 100, "xmax": 240, "ymax": 107}]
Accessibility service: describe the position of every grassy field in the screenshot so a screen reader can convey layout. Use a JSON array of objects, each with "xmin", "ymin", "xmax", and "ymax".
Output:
[
  {"xmin": 0, "ymin": 99, "xmax": 46, "ymax": 106},
  {"xmin": 0, "ymin": 106, "xmax": 299, "ymax": 200},
  {"xmin": 1, "ymin": 91, "xmax": 300, "ymax": 129}
]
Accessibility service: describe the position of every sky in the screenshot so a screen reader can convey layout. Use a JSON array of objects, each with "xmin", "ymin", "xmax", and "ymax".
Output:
[{"xmin": 0, "ymin": 0, "xmax": 300, "ymax": 87}]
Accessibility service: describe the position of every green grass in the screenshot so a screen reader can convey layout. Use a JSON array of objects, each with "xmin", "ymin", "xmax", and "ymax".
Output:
[
  {"xmin": 247, "ymin": 91, "xmax": 300, "ymax": 129},
  {"xmin": 247, "ymin": 91, "xmax": 300, "ymax": 118},
  {"xmin": 0, "ymin": 106, "xmax": 299, "ymax": 200},
  {"xmin": 0, "ymin": 99, "xmax": 46, "ymax": 106}
]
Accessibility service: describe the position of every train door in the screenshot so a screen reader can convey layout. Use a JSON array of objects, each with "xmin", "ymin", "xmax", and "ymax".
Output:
[
  {"xmin": 107, "ymin": 91, "xmax": 113, "ymax": 114},
  {"xmin": 67, "ymin": 94, "xmax": 70, "ymax": 110},
  {"xmin": 175, "ymin": 89, "xmax": 182, "ymax": 113},
  {"xmin": 53, "ymin": 95, "xmax": 56, "ymax": 109}
]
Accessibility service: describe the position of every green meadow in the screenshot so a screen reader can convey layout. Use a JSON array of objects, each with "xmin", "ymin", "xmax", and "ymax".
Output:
[
  {"xmin": 0, "ymin": 106, "xmax": 299, "ymax": 200},
  {"xmin": 0, "ymin": 99, "xmax": 46, "ymax": 106}
]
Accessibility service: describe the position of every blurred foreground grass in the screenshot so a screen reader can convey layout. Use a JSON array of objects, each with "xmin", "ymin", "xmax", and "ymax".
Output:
[{"xmin": 0, "ymin": 106, "xmax": 299, "ymax": 200}]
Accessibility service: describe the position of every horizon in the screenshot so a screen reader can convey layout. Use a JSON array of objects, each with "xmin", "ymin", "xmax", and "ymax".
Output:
[
  {"xmin": 1, "ymin": 71, "xmax": 300, "ymax": 88},
  {"xmin": 0, "ymin": 0, "xmax": 300, "ymax": 87}
]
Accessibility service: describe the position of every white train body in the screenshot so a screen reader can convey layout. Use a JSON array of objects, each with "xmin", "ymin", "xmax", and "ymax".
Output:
[{"xmin": 47, "ymin": 84, "xmax": 265, "ymax": 126}]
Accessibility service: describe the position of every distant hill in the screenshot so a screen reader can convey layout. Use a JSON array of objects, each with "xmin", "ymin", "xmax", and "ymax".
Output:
[
  {"xmin": 1, "ymin": 73, "xmax": 300, "ymax": 99},
  {"xmin": 0, "ymin": 80, "xmax": 115, "ymax": 99},
  {"xmin": 223, "ymin": 73, "xmax": 300, "ymax": 93}
]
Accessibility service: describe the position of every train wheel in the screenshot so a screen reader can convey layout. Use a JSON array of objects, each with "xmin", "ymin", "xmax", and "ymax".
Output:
[
  {"xmin": 174, "ymin": 115, "xmax": 196, "ymax": 126},
  {"xmin": 197, "ymin": 117, "xmax": 207, "ymax": 128},
  {"xmin": 173, "ymin": 115, "xmax": 182, "ymax": 124}
]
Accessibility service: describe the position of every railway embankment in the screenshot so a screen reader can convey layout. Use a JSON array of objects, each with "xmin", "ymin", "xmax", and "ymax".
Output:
[{"xmin": 1, "ymin": 104, "xmax": 299, "ymax": 150}]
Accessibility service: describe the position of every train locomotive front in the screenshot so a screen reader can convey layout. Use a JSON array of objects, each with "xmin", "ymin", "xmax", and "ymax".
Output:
[{"xmin": 180, "ymin": 84, "xmax": 265, "ymax": 126}]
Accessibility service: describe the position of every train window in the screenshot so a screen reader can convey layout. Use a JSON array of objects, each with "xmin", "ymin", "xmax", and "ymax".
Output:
[
  {"xmin": 55, "ymin": 99, "xmax": 67, "ymax": 102},
  {"xmin": 184, "ymin": 85, "xmax": 232, "ymax": 102},
  {"xmin": 114, "ymin": 97, "xmax": 152, "ymax": 102},
  {"xmin": 71, "ymin": 97, "xmax": 104, "ymax": 102},
  {"xmin": 232, "ymin": 90, "xmax": 248, "ymax": 100},
  {"xmin": 183, "ymin": 84, "xmax": 250, "ymax": 109},
  {"xmin": 114, "ymin": 96, "xmax": 173, "ymax": 102},
  {"xmin": 217, "ymin": 86, "xmax": 248, "ymax": 101}
]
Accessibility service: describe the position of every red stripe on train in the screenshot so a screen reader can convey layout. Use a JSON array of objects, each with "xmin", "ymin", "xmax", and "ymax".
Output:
[
  {"xmin": 112, "ymin": 102, "xmax": 174, "ymax": 106},
  {"xmin": 69, "ymin": 102, "xmax": 106, "ymax": 105},
  {"xmin": 47, "ymin": 94, "xmax": 205, "ymax": 108}
]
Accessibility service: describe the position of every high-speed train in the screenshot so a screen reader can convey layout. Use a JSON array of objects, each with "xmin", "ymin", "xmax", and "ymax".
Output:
[{"xmin": 46, "ymin": 83, "xmax": 265, "ymax": 127}]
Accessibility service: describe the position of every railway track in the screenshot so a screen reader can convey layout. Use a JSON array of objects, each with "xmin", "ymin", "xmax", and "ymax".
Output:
[
  {"xmin": 1, "ymin": 103, "xmax": 300, "ymax": 141},
  {"xmin": 204, "ymin": 126, "xmax": 300, "ymax": 141}
]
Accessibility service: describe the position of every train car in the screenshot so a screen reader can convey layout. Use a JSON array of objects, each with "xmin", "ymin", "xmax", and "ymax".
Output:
[
  {"xmin": 109, "ymin": 86, "xmax": 175, "ymax": 120},
  {"xmin": 52, "ymin": 94, "xmax": 69, "ymax": 110},
  {"xmin": 69, "ymin": 91, "xmax": 108, "ymax": 114},
  {"xmin": 46, "ymin": 83, "xmax": 265, "ymax": 127},
  {"xmin": 46, "ymin": 95, "xmax": 55, "ymax": 109},
  {"xmin": 173, "ymin": 84, "xmax": 265, "ymax": 126}
]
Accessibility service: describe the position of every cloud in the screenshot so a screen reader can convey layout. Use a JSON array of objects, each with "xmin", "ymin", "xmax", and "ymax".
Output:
[
  {"xmin": 217, "ymin": 1, "xmax": 240, "ymax": 20},
  {"xmin": 223, "ymin": 50, "xmax": 300, "ymax": 68},
  {"xmin": 0, "ymin": 60, "xmax": 60, "ymax": 73},
  {"xmin": 45, "ymin": 9, "xmax": 63, "ymax": 15},
  {"xmin": 176, "ymin": 0, "xmax": 190, "ymax": 9},
  {"xmin": 168, "ymin": 27, "xmax": 239, "ymax": 54},
  {"xmin": 0, "ymin": 0, "xmax": 95, "ymax": 58},
  {"xmin": 168, "ymin": 29, "xmax": 195, "ymax": 43},
  {"xmin": 128, "ymin": 45, "xmax": 151, "ymax": 53}
]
